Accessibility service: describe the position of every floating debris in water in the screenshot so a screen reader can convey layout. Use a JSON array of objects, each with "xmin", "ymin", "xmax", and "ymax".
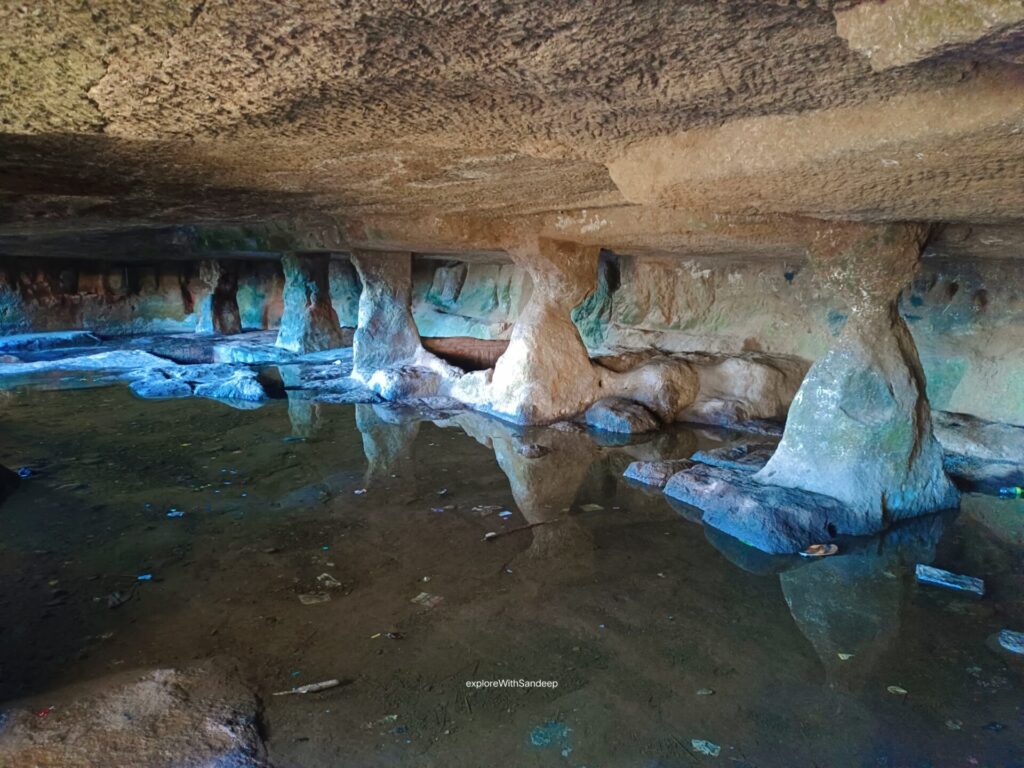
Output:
[
  {"xmin": 691, "ymin": 739, "xmax": 721, "ymax": 757},
  {"xmin": 579, "ymin": 503, "xmax": 603, "ymax": 512},
  {"xmin": 498, "ymin": 510, "xmax": 513, "ymax": 518},
  {"xmin": 998, "ymin": 629, "xmax": 1024, "ymax": 655},
  {"xmin": 915, "ymin": 564, "xmax": 985, "ymax": 596},
  {"xmin": 353, "ymin": 488, "xmax": 367, "ymax": 496},
  {"xmin": 136, "ymin": 573, "xmax": 153, "ymax": 582},
  {"xmin": 998, "ymin": 486, "xmax": 1023, "ymax": 498},
  {"xmin": 411, "ymin": 592, "xmax": 444, "ymax": 609},
  {"xmin": 696, "ymin": 688, "xmax": 715, "ymax": 696},
  {"xmin": 886, "ymin": 685, "xmax": 908, "ymax": 696},
  {"xmin": 105, "ymin": 590, "xmax": 131, "ymax": 609},
  {"xmin": 529, "ymin": 720, "xmax": 572, "ymax": 751},
  {"xmin": 837, "ymin": 652, "xmax": 854, "ymax": 661},
  {"xmin": 800, "ymin": 543, "xmax": 838, "ymax": 557},
  {"xmin": 299, "ymin": 592, "xmax": 331, "ymax": 605},
  {"xmin": 316, "ymin": 573, "xmax": 342, "ymax": 589},
  {"xmin": 472, "ymin": 505, "xmax": 502, "ymax": 515},
  {"xmin": 17, "ymin": 467, "xmax": 32, "ymax": 478},
  {"xmin": 166, "ymin": 508, "xmax": 184, "ymax": 518},
  {"xmin": 272, "ymin": 679, "xmax": 340, "ymax": 696}
]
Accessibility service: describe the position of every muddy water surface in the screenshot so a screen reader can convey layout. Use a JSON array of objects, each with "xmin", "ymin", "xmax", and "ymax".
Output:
[{"xmin": 0, "ymin": 386, "xmax": 1022, "ymax": 767}]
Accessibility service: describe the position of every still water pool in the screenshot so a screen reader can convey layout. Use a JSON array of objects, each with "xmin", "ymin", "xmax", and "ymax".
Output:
[{"xmin": 0, "ymin": 385, "xmax": 1022, "ymax": 767}]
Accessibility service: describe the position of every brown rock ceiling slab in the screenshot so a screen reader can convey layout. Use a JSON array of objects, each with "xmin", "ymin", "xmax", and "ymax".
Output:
[{"xmin": 1, "ymin": 1, "xmax": 1022, "ymax": 255}]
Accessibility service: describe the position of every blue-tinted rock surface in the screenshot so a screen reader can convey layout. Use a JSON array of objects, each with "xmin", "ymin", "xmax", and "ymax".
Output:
[{"xmin": 664, "ymin": 463, "xmax": 863, "ymax": 554}]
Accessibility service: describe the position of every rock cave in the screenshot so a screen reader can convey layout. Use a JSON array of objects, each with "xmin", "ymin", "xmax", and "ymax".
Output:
[{"xmin": 0, "ymin": 2, "xmax": 1023, "ymax": 766}]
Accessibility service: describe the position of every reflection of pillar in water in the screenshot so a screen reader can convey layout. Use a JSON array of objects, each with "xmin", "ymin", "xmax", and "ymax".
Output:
[
  {"xmin": 780, "ymin": 514, "xmax": 946, "ymax": 687},
  {"xmin": 280, "ymin": 366, "xmax": 323, "ymax": 439},
  {"xmin": 355, "ymin": 403, "xmax": 420, "ymax": 490},
  {"xmin": 491, "ymin": 426, "xmax": 598, "ymax": 561}
]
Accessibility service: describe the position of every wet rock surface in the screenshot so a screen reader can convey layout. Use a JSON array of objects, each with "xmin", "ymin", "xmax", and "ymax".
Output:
[
  {"xmin": 692, "ymin": 442, "xmax": 776, "ymax": 473},
  {"xmin": 276, "ymin": 254, "xmax": 346, "ymax": 354},
  {"xmin": 623, "ymin": 458, "xmax": 694, "ymax": 489},
  {"xmin": 933, "ymin": 410, "xmax": 1024, "ymax": 493},
  {"xmin": 756, "ymin": 224, "xmax": 959, "ymax": 524},
  {"xmin": 0, "ymin": 661, "xmax": 267, "ymax": 768},
  {"xmin": 585, "ymin": 397, "xmax": 660, "ymax": 434},
  {"xmin": 664, "ymin": 464, "xmax": 863, "ymax": 554}
]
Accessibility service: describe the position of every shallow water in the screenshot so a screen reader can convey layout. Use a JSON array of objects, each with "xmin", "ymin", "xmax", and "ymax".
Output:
[{"xmin": 0, "ymin": 385, "xmax": 1022, "ymax": 767}]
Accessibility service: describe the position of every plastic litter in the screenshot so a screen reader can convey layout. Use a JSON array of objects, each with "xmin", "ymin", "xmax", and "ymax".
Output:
[
  {"xmin": 579, "ymin": 503, "xmax": 603, "ymax": 512},
  {"xmin": 105, "ymin": 590, "xmax": 131, "ymax": 609},
  {"xmin": 316, "ymin": 573, "xmax": 342, "ymax": 589},
  {"xmin": 998, "ymin": 486, "xmax": 1023, "ymax": 498},
  {"xmin": 299, "ymin": 592, "xmax": 331, "ymax": 605},
  {"xmin": 483, "ymin": 521, "xmax": 551, "ymax": 541},
  {"xmin": 411, "ymin": 591, "xmax": 444, "ymax": 609},
  {"xmin": 696, "ymin": 688, "xmax": 715, "ymax": 696},
  {"xmin": 915, "ymin": 564, "xmax": 985, "ymax": 596},
  {"xmin": 498, "ymin": 510, "xmax": 513, "ymax": 518},
  {"xmin": 17, "ymin": 467, "xmax": 32, "ymax": 479},
  {"xmin": 472, "ymin": 505, "xmax": 503, "ymax": 515},
  {"xmin": 691, "ymin": 739, "xmax": 721, "ymax": 757},
  {"xmin": 166, "ymin": 508, "xmax": 184, "ymax": 518},
  {"xmin": 136, "ymin": 573, "xmax": 153, "ymax": 582},
  {"xmin": 272, "ymin": 679, "xmax": 340, "ymax": 696},
  {"xmin": 998, "ymin": 629, "xmax": 1024, "ymax": 655},
  {"xmin": 887, "ymin": 685, "xmax": 908, "ymax": 695},
  {"xmin": 799, "ymin": 543, "xmax": 838, "ymax": 557},
  {"xmin": 353, "ymin": 488, "xmax": 367, "ymax": 495}
]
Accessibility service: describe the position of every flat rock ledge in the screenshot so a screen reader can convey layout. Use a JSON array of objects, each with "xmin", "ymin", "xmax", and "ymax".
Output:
[
  {"xmin": 663, "ymin": 464, "xmax": 865, "ymax": 554},
  {"xmin": 691, "ymin": 442, "xmax": 775, "ymax": 472}
]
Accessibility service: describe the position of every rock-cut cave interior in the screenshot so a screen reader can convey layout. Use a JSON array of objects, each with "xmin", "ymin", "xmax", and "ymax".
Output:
[{"xmin": 1, "ymin": 2, "xmax": 1023, "ymax": 766}]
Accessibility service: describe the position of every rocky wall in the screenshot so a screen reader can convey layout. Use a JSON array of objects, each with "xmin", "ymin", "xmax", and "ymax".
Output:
[
  {"xmin": 0, "ymin": 258, "xmax": 285, "ymax": 336},
  {"xmin": 405, "ymin": 251, "xmax": 1024, "ymax": 426}
]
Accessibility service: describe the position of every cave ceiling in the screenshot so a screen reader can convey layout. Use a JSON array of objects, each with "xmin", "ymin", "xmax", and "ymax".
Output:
[{"xmin": 1, "ymin": 0, "xmax": 1023, "ymax": 260}]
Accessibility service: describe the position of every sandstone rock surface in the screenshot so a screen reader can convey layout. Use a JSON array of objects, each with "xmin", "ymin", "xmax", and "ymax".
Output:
[
  {"xmin": 0, "ymin": 661, "xmax": 267, "ymax": 768},
  {"xmin": 276, "ymin": 253, "xmax": 345, "ymax": 354},
  {"xmin": 755, "ymin": 224, "xmax": 959, "ymax": 524}
]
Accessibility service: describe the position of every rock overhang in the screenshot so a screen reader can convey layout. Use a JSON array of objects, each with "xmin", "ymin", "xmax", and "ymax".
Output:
[{"xmin": 0, "ymin": 1, "xmax": 1022, "ymax": 258}]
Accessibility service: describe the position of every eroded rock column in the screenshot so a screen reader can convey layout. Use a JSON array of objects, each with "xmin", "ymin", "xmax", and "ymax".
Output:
[
  {"xmin": 349, "ymin": 251, "xmax": 424, "ymax": 380},
  {"xmin": 349, "ymin": 250, "xmax": 460, "ymax": 400},
  {"xmin": 193, "ymin": 260, "xmax": 241, "ymax": 335},
  {"xmin": 755, "ymin": 223, "xmax": 958, "ymax": 525},
  {"xmin": 459, "ymin": 237, "xmax": 602, "ymax": 423},
  {"xmin": 275, "ymin": 253, "xmax": 345, "ymax": 353}
]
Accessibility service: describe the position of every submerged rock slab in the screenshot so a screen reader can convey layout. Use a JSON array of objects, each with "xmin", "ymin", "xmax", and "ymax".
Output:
[
  {"xmin": 0, "ymin": 661, "xmax": 267, "ymax": 768},
  {"xmin": 585, "ymin": 397, "xmax": 660, "ymax": 434},
  {"xmin": 664, "ymin": 464, "xmax": 863, "ymax": 554},
  {"xmin": 692, "ymin": 442, "xmax": 776, "ymax": 473}
]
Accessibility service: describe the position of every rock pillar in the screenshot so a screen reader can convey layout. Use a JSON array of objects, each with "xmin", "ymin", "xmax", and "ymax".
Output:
[
  {"xmin": 482, "ymin": 237, "xmax": 602, "ymax": 423},
  {"xmin": 349, "ymin": 251, "xmax": 424, "ymax": 381},
  {"xmin": 193, "ymin": 260, "xmax": 241, "ymax": 335},
  {"xmin": 275, "ymin": 253, "xmax": 345, "ymax": 353},
  {"xmin": 755, "ymin": 223, "xmax": 958, "ymax": 525}
]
